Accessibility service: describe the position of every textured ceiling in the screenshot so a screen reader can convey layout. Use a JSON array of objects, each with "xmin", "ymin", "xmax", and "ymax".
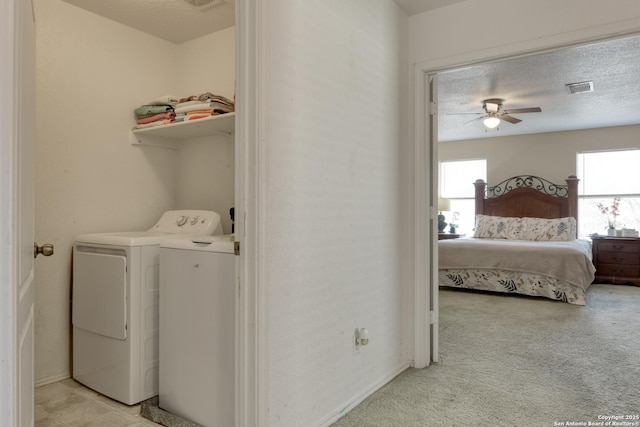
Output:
[
  {"xmin": 438, "ymin": 34, "xmax": 640, "ymax": 142},
  {"xmin": 60, "ymin": 0, "xmax": 235, "ymax": 44}
]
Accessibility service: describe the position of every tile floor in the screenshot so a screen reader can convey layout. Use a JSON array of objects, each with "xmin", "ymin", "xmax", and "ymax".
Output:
[{"xmin": 35, "ymin": 378, "xmax": 163, "ymax": 427}]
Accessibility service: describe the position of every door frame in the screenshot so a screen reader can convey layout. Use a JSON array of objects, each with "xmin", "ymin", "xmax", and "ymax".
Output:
[
  {"xmin": 235, "ymin": 0, "xmax": 269, "ymax": 426},
  {"xmin": 412, "ymin": 70, "xmax": 438, "ymax": 368},
  {"xmin": 0, "ymin": 0, "xmax": 18, "ymax": 417}
]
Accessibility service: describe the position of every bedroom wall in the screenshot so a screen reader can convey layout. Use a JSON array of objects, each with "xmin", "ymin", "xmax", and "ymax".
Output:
[
  {"xmin": 439, "ymin": 125, "xmax": 640, "ymax": 185},
  {"xmin": 263, "ymin": 1, "xmax": 411, "ymax": 426}
]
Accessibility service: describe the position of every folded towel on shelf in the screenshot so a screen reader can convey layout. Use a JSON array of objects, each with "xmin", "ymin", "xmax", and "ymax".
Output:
[
  {"xmin": 197, "ymin": 92, "xmax": 234, "ymax": 106},
  {"xmin": 131, "ymin": 92, "xmax": 234, "ymax": 129},
  {"xmin": 185, "ymin": 114, "xmax": 210, "ymax": 121},
  {"xmin": 197, "ymin": 92, "xmax": 218, "ymax": 101},
  {"xmin": 145, "ymin": 95, "xmax": 179, "ymax": 107},
  {"xmin": 186, "ymin": 109, "xmax": 214, "ymax": 115},
  {"xmin": 133, "ymin": 119, "xmax": 173, "ymax": 129},
  {"xmin": 178, "ymin": 95, "xmax": 199, "ymax": 103},
  {"xmin": 175, "ymin": 100, "xmax": 210, "ymax": 107},
  {"xmin": 174, "ymin": 101, "xmax": 213, "ymax": 114},
  {"xmin": 134, "ymin": 104, "xmax": 174, "ymax": 117},
  {"xmin": 178, "ymin": 92, "xmax": 235, "ymax": 110},
  {"xmin": 136, "ymin": 112, "xmax": 176, "ymax": 125},
  {"xmin": 212, "ymin": 104, "xmax": 234, "ymax": 115}
]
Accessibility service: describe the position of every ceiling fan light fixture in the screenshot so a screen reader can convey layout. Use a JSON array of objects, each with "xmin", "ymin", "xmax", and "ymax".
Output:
[{"xmin": 483, "ymin": 116, "xmax": 501, "ymax": 129}]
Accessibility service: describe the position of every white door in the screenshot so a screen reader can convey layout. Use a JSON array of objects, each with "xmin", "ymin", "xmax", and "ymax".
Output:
[{"xmin": 0, "ymin": 0, "xmax": 38, "ymax": 425}]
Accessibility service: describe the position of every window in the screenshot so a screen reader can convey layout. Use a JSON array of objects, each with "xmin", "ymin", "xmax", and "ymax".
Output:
[
  {"xmin": 439, "ymin": 159, "xmax": 487, "ymax": 233},
  {"xmin": 577, "ymin": 149, "xmax": 640, "ymax": 238}
]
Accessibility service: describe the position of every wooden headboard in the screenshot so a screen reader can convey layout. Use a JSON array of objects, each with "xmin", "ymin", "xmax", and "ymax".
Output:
[{"xmin": 474, "ymin": 175, "xmax": 579, "ymax": 231}]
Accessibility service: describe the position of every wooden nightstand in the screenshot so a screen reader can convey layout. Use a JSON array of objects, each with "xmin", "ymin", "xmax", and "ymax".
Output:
[
  {"xmin": 438, "ymin": 233, "xmax": 464, "ymax": 240},
  {"xmin": 591, "ymin": 236, "xmax": 640, "ymax": 286}
]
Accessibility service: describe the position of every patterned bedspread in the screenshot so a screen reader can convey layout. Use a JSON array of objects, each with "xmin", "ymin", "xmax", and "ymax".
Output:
[{"xmin": 438, "ymin": 238, "xmax": 596, "ymax": 305}]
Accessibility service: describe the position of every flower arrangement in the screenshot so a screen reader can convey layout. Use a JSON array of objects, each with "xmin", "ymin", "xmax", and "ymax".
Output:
[
  {"xmin": 597, "ymin": 197, "xmax": 620, "ymax": 229},
  {"xmin": 449, "ymin": 212, "xmax": 460, "ymax": 233}
]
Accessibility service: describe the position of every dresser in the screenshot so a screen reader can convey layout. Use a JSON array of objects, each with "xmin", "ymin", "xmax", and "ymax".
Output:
[{"xmin": 591, "ymin": 236, "xmax": 640, "ymax": 286}]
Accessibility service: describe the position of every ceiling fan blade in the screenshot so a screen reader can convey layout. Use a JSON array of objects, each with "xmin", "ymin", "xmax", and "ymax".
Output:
[
  {"xmin": 503, "ymin": 107, "xmax": 542, "ymax": 114},
  {"xmin": 500, "ymin": 114, "xmax": 522, "ymax": 124},
  {"xmin": 446, "ymin": 112, "xmax": 483, "ymax": 116},
  {"xmin": 463, "ymin": 116, "xmax": 484, "ymax": 125}
]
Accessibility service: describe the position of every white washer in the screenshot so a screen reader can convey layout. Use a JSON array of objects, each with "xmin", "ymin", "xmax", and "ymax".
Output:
[
  {"xmin": 159, "ymin": 236, "xmax": 235, "ymax": 426},
  {"xmin": 72, "ymin": 210, "xmax": 223, "ymax": 405}
]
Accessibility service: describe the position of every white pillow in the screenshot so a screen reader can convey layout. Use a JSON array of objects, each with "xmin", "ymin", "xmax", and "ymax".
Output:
[
  {"xmin": 519, "ymin": 216, "xmax": 576, "ymax": 241},
  {"xmin": 473, "ymin": 214, "xmax": 576, "ymax": 241},
  {"xmin": 473, "ymin": 214, "xmax": 514, "ymax": 239}
]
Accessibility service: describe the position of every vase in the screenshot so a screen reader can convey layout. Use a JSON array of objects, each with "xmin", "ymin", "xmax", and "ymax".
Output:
[{"xmin": 607, "ymin": 228, "xmax": 617, "ymax": 236}]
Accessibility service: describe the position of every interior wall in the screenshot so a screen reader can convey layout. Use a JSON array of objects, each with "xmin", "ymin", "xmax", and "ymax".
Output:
[
  {"xmin": 439, "ymin": 125, "xmax": 640, "ymax": 185},
  {"xmin": 409, "ymin": 0, "xmax": 640, "ymax": 65},
  {"xmin": 34, "ymin": 0, "xmax": 180, "ymax": 384},
  {"xmin": 174, "ymin": 28, "xmax": 236, "ymax": 234},
  {"xmin": 174, "ymin": 27, "xmax": 235, "ymax": 101},
  {"xmin": 263, "ymin": 1, "xmax": 410, "ymax": 426}
]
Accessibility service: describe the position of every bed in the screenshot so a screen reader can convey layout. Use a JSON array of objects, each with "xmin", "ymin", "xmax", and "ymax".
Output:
[{"xmin": 438, "ymin": 175, "xmax": 596, "ymax": 305}]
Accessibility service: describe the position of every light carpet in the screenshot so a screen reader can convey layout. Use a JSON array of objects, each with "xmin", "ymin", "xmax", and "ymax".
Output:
[{"xmin": 332, "ymin": 284, "xmax": 640, "ymax": 427}]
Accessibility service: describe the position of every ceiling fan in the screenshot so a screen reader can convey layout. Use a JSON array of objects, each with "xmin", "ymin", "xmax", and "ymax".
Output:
[{"xmin": 452, "ymin": 98, "xmax": 542, "ymax": 129}]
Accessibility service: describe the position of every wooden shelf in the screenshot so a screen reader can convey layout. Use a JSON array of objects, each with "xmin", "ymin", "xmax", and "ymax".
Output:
[{"xmin": 130, "ymin": 112, "xmax": 235, "ymax": 148}]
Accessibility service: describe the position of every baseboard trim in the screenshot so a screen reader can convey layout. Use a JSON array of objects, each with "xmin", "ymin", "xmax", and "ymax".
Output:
[
  {"xmin": 35, "ymin": 372, "xmax": 71, "ymax": 388},
  {"xmin": 317, "ymin": 360, "xmax": 413, "ymax": 427}
]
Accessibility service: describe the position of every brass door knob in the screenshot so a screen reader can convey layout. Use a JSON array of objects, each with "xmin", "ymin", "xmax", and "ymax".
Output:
[{"xmin": 34, "ymin": 242, "xmax": 54, "ymax": 258}]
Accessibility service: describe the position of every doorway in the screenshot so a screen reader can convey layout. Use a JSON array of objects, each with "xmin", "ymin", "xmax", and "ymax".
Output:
[{"xmin": 414, "ymin": 22, "xmax": 640, "ymax": 372}]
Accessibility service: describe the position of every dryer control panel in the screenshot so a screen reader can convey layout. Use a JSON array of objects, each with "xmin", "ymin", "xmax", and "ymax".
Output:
[{"xmin": 151, "ymin": 210, "xmax": 223, "ymax": 236}]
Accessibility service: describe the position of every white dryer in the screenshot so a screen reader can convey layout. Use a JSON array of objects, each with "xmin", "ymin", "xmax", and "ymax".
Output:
[
  {"xmin": 72, "ymin": 210, "xmax": 223, "ymax": 405},
  {"xmin": 159, "ymin": 235, "xmax": 235, "ymax": 426}
]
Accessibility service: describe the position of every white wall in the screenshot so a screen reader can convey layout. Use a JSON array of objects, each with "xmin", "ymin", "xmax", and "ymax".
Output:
[
  {"xmin": 34, "ymin": 0, "xmax": 236, "ymax": 384},
  {"xmin": 262, "ymin": 1, "xmax": 410, "ymax": 426},
  {"xmin": 175, "ymin": 28, "xmax": 236, "ymax": 234},
  {"xmin": 34, "ymin": 0, "xmax": 178, "ymax": 384},
  {"xmin": 175, "ymin": 27, "xmax": 235, "ymax": 101},
  {"xmin": 409, "ymin": 0, "xmax": 640, "ymax": 65},
  {"xmin": 439, "ymin": 125, "xmax": 640, "ymax": 185}
]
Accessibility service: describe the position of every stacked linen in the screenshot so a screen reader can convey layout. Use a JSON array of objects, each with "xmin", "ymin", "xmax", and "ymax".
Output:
[
  {"xmin": 133, "ymin": 95, "xmax": 178, "ymax": 129},
  {"xmin": 173, "ymin": 92, "xmax": 235, "ymax": 123}
]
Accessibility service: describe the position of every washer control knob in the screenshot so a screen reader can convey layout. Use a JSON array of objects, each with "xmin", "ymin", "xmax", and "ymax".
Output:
[
  {"xmin": 176, "ymin": 215, "xmax": 189, "ymax": 226},
  {"xmin": 190, "ymin": 216, "xmax": 200, "ymax": 225}
]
